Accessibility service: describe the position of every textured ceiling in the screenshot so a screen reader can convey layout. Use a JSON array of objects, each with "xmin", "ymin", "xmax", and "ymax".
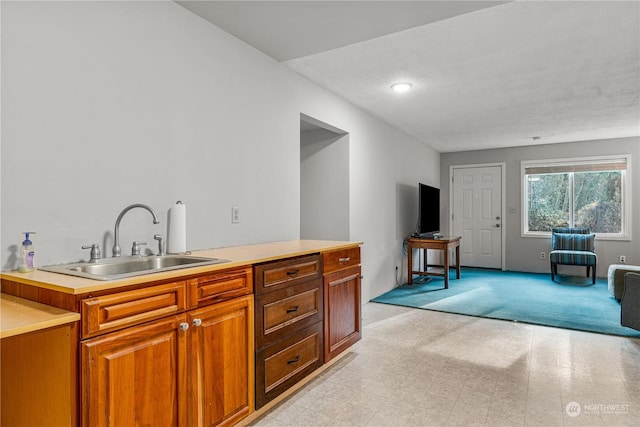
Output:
[{"xmin": 178, "ymin": 1, "xmax": 640, "ymax": 153}]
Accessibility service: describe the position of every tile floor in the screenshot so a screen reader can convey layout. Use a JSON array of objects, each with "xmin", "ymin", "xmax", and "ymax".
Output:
[{"xmin": 251, "ymin": 302, "xmax": 640, "ymax": 426}]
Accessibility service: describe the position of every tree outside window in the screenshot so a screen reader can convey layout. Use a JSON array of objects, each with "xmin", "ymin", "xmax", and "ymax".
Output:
[{"xmin": 522, "ymin": 156, "xmax": 628, "ymax": 238}]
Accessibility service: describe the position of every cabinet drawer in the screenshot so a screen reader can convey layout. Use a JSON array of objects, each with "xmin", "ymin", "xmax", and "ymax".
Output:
[
  {"xmin": 255, "ymin": 279, "xmax": 322, "ymax": 349},
  {"xmin": 255, "ymin": 321, "xmax": 323, "ymax": 408},
  {"xmin": 81, "ymin": 282, "xmax": 187, "ymax": 339},
  {"xmin": 188, "ymin": 267, "xmax": 252, "ymax": 308},
  {"xmin": 254, "ymin": 254, "xmax": 321, "ymax": 294},
  {"xmin": 323, "ymin": 247, "xmax": 361, "ymax": 274}
]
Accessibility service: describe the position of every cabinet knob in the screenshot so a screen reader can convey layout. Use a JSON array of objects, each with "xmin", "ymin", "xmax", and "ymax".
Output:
[
  {"xmin": 192, "ymin": 318, "xmax": 202, "ymax": 327},
  {"xmin": 179, "ymin": 322, "xmax": 189, "ymax": 331}
]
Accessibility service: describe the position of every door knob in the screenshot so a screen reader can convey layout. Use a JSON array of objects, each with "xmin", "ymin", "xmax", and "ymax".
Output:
[
  {"xmin": 495, "ymin": 216, "xmax": 501, "ymax": 220},
  {"xmin": 496, "ymin": 224, "xmax": 501, "ymax": 228}
]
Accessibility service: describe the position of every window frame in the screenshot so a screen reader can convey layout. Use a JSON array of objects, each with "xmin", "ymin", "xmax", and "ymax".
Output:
[{"xmin": 521, "ymin": 154, "xmax": 631, "ymax": 241}]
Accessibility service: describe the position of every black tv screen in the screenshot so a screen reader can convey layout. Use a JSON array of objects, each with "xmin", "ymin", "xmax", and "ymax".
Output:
[{"xmin": 419, "ymin": 183, "xmax": 440, "ymax": 236}]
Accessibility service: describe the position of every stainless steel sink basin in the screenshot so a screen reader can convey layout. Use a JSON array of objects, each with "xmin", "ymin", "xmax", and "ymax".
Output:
[{"xmin": 40, "ymin": 255, "xmax": 229, "ymax": 281}]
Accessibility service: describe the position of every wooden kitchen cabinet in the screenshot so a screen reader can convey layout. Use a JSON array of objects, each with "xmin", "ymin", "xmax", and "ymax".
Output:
[
  {"xmin": 253, "ymin": 254, "xmax": 323, "ymax": 408},
  {"xmin": 81, "ymin": 314, "xmax": 188, "ymax": 427},
  {"xmin": 2, "ymin": 323, "xmax": 79, "ymax": 427},
  {"xmin": 80, "ymin": 268, "xmax": 254, "ymax": 427},
  {"xmin": 1, "ymin": 240, "xmax": 363, "ymax": 426},
  {"xmin": 187, "ymin": 295, "xmax": 254, "ymax": 427},
  {"xmin": 322, "ymin": 247, "xmax": 362, "ymax": 362}
]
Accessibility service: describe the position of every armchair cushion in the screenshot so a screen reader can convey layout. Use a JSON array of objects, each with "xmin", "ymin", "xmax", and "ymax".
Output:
[
  {"xmin": 551, "ymin": 233, "xmax": 595, "ymax": 252},
  {"xmin": 549, "ymin": 249, "xmax": 597, "ymax": 267}
]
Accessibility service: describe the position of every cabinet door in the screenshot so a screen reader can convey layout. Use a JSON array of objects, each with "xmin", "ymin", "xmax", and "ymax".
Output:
[
  {"xmin": 81, "ymin": 315, "xmax": 188, "ymax": 427},
  {"xmin": 324, "ymin": 265, "xmax": 362, "ymax": 362},
  {"xmin": 187, "ymin": 295, "xmax": 254, "ymax": 427}
]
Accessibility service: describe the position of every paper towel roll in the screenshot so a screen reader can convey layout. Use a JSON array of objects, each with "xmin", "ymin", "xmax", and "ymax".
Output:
[{"xmin": 168, "ymin": 201, "xmax": 187, "ymax": 254}]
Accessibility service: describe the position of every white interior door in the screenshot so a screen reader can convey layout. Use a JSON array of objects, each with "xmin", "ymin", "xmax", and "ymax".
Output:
[{"xmin": 452, "ymin": 165, "xmax": 503, "ymax": 269}]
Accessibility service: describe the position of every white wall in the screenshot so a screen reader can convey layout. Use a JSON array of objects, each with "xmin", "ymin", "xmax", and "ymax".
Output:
[
  {"xmin": 0, "ymin": 1, "xmax": 439, "ymax": 302},
  {"xmin": 300, "ymin": 128, "xmax": 349, "ymax": 241},
  {"xmin": 440, "ymin": 137, "xmax": 640, "ymax": 276}
]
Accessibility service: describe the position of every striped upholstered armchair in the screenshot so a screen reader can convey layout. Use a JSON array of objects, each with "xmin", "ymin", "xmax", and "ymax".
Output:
[{"xmin": 549, "ymin": 227, "xmax": 597, "ymax": 284}]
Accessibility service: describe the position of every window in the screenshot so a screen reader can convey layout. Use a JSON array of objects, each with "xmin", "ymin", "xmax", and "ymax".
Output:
[{"xmin": 522, "ymin": 155, "xmax": 630, "ymax": 239}]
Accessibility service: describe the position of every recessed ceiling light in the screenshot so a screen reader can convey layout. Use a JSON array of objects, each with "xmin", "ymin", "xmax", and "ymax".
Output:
[{"xmin": 391, "ymin": 82, "xmax": 413, "ymax": 93}]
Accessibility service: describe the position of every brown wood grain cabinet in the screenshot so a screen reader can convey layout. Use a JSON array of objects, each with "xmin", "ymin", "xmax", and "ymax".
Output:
[
  {"xmin": 1, "ymin": 322, "xmax": 79, "ymax": 427},
  {"xmin": 323, "ymin": 247, "xmax": 362, "ymax": 362},
  {"xmin": 81, "ymin": 314, "xmax": 188, "ymax": 427},
  {"xmin": 253, "ymin": 255, "xmax": 324, "ymax": 408},
  {"xmin": 81, "ymin": 293, "xmax": 253, "ymax": 427},
  {"xmin": 1, "ymin": 241, "xmax": 363, "ymax": 426},
  {"xmin": 79, "ymin": 268, "xmax": 254, "ymax": 427},
  {"xmin": 186, "ymin": 295, "xmax": 254, "ymax": 427}
]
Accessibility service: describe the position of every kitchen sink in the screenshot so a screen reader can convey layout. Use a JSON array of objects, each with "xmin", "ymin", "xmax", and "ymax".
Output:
[{"xmin": 40, "ymin": 255, "xmax": 229, "ymax": 281}]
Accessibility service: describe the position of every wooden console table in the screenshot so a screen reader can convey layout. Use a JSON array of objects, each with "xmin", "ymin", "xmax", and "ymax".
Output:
[{"xmin": 407, "ymin": 236, "xmax": 461, "ymax": 288}]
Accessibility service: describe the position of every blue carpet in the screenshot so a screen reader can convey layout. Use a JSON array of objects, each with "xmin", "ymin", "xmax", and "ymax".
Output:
[{"xmin": 371, "ymin": 268, "xmax": 640, "ymax": 338}]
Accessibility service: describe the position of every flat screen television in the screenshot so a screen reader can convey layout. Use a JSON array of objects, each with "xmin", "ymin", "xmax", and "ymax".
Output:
[{"xmin": 418, "ymin": 183, "xmax": 440, "ymax": 237}]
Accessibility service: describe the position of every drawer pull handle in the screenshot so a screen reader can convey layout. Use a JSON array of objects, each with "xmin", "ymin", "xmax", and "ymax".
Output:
[
  {"xmin": 286, "ymin": 306, "xmax": 300, "ymax": 314},
  {"xmin": 339, "ymin": 257, "xmax": 350, "ymax": 263},
  {"xmin": 287, "ymin": 355, "xmax": 300, "ymax": 365},
  {"xmin": 286, "ymin": 269, "xmax": 300, "ymax": 276}
]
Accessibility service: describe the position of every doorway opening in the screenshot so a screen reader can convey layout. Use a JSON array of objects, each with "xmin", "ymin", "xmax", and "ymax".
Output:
[{"xmin": 300, "ymin": 114, "xmax": 349, "ymax": 240}]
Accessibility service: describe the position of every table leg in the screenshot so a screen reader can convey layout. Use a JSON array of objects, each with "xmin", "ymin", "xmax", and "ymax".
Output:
[
  {"xmin": 408, "ymin": 244, "xmax": 413, "ymax": 285},
  {"xmin": 422, "ymin": 249, "xmax": 428, "ymax": 272},
  {"xmin": 443, "ymin": 247, "xmax": 449, "ymax": 289},
  {"xmin": 455, "ymin": 244, "xmax": 461, "ymax": 279}
]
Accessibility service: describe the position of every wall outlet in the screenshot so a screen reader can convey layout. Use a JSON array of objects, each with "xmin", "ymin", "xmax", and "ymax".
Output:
[
  {"xmin": 619, "ymin": 255, "xmax": 626, "ymax": 264},
  {"xmin": 232, "ymin": 206, "xmax": 240, "ymax": 224},
  {"xmin": 540, "ymin": 252, "xmax": 546, "ymax": 260}
]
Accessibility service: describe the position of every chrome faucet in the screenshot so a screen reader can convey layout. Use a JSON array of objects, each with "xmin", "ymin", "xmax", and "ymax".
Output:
[{"xmin": 112, "ymin": 204, "xmax": 160, "ymax": 257}]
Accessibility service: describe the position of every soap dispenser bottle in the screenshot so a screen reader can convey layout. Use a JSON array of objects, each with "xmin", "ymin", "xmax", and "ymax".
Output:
[{"xmin": 19, "ymin": 232, "xmax": 36, "ymax": 273}]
